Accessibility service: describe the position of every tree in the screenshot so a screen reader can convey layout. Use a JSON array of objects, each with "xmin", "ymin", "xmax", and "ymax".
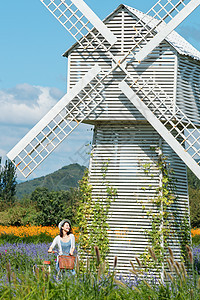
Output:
[
  {"xmin": 188, "ymin": 168, "xmax": 200, "ymax": 190},
  {"xmin": 0, "ymin": 158, "xmax": 17, "ymax": 203},
  {"xmin": 66, "ymin": 187, "xmax": 82, "ymax": 224},
  {"xmin": 189, "ymin": 187, "xmax": 200, "ymax": 228},
  {"xmin": 31, "ymin": 187, "xmax": 71, "ymax": 226},
  {"xmin": 187, "ymin": 168, "xmax": 200, "ymax": 228}
]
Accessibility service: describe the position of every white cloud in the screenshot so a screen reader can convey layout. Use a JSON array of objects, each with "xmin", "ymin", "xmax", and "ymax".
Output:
[
  {"xmin": 0, "ymin": 83, "xmax": 94, "ymax": 180},
  {"xmin": 0, "ymin": 83, "xmax": 64, "ymax": 126}
]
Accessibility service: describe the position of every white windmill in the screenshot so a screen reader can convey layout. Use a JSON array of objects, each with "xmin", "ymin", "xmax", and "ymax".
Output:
[{"xmin": 7, "ymin": 0, "xmax": 200, "ymax": 275}]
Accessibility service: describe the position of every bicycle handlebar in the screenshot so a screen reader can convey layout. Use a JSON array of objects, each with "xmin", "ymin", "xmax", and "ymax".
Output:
[
  {"xmin": 48, "ymin": 250, "xmax": 58, "ymax": 254},
  {"xmin": 48, "ymin": 250, "xmax": 73, "ymax": 255}
]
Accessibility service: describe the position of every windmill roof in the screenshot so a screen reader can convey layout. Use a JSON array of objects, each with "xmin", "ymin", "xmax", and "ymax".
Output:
[
  {"xmin": 64, "ymin": 4, "xmax": 200, "ymax": 61},
  {"xmin": 124, "ymin": 5, "xmax": 200, "ymax": 61}
]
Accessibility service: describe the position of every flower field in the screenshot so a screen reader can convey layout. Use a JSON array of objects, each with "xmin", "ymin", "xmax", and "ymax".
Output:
[
  {"xmin": 0, "ymin": 225, "xmax": 198, "ymax": 244},
  {"xmin": 1, "ymin": 225, "xmax": 198, "ymax": 241},
  {"xmin": 0, "ymin": 242, "xmax": 51, "ymax": 286},
  {"xmin": 0, "ymin": 226, "xmax": 200, "ymax": 299},
  {"xmin": 0, "ymin": 225, "xmax": 79, "ymax": 241},
  {"xmin": 0, "ymin": 225, "xmax": 59, "ymax": 238}
]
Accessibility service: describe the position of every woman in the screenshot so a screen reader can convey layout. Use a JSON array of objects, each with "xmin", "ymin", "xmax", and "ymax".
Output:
[{"xmin": 48, "ymin": 219, "xmax": 75, "ymax": 273}]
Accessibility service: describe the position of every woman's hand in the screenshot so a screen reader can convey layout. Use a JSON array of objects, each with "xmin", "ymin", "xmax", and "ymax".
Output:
[
  {"xmin": 70, "ymin": 247, "xmax": 75, "ymax": 256},
  {"xmin": 48, "ymin": 248, "xmax": 52, "ymax": 253}
]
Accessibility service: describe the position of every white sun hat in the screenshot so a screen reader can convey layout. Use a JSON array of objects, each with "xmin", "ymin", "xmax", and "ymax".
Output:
[{"xmin": 58, "ymin": 219, "xmax": 71, "ymax": 230}]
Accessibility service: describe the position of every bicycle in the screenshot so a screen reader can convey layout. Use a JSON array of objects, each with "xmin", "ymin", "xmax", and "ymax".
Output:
[
  {"xmin": 32, "ymin": 253, "xmax": 54, "ymax": 276},
  {"xmin": 33, "ymin": 251, "xmax": 76, "ymax": 281}
]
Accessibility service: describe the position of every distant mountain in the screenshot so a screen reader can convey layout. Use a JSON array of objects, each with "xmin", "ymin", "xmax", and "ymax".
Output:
[
  {"xmin": 15, "ymin": 164, "xmax": 200, "ymax": 199},
  {"xmin": 16, "ymin": 163, "xmax": 86, "ymax": 199},
  {"xmin": 16, "ymin": 179, "xmax": 26, "ymax": 184}
]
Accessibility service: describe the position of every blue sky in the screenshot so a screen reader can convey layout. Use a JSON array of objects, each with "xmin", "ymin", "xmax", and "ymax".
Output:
[{"xmin": 0, "ymin": 0, "xmax": 200, "ymax": 180}]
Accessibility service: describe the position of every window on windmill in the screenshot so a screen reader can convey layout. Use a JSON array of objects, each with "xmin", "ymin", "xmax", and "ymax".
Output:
[
  {"xmin": 119, "ymin": 155, "xmax": 139, "ymax": 178},
  {"xmin": 119, "ymin": 148, "xmax": 138, "ymax": 178},
  {"xmin": 109, "ymin": 129, "xmax": 138, "ymax": 177}
]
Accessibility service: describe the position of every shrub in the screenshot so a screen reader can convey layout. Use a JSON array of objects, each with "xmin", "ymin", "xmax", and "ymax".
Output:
[
  {"xmin": 0, "ymin": 202, "xmax": 37, "ymax": 226},
  {"xmin": 189, "ymin": 187, "xmax": 200, "ymax": 228},
  {"xmin": 31, "ymin": 188, "xmax": 71, "ymax": 226}
]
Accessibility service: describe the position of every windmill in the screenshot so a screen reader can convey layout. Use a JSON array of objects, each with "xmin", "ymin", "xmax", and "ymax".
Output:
[{"xmin": 7, "ymin": 0, "xmax": 200, "ymax": 275}]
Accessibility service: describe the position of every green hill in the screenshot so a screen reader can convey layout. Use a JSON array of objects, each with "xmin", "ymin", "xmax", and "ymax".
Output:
[
  {"xmin": 16, "ymin": 163, "xmax": 86, "ymax": 199},
  {"xmin": 16, "ymin": 164, "xmax": 200, "ymax": 200}
]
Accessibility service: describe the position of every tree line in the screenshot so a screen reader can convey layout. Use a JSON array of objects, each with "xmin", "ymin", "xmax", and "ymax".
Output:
[
  {"xmin": 0, "ymin": 159, "xmax": 200, "ymax": 228},
  {"xmin": 0, "ymin": 159, "xmax": 80, "ymax": 226}
]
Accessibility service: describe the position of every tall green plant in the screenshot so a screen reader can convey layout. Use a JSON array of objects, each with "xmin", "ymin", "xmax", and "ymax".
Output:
[
  {"xmin": 149, "ymin": 154, "xmax": 176, "ymax": 263},
  {"xmin": 76, "ymin": 169, "xmax": 93, "ymax": 259},
  {"xmin": 76, "ymin": 164, "xmax": 117, "ymax": 270},
  {"xmin": 139, "ymin": 149, "xmax": 190, "ymax": 273}
]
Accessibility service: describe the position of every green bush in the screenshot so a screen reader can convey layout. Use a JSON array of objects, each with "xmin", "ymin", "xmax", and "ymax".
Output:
[
  {"xmin": 189, "ymin": 187, "xmax": 200, "ymax": 228},
  {"xmin": 0, "ymin": 202, "xmax": 37, "ymax": 226},
  {"xmin": 31, "ymin": 187, "xmax": 72, "ymax": 226},
  {"xmin": 0, "ymin": 185, "xmax": 81, "ymax": 227},
  {"xmin": 192, "ymin": 234, "xmax": 200, "ymax": 245}
]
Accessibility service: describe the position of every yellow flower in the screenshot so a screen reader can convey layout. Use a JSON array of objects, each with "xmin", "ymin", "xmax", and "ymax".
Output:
[
  {"xmin": 0, "ymin": 225, "xmax": 79, "ymax": 241},
  {"xmin": 191, "ymin": 228, "xmax": 200, "ymax": 237}
]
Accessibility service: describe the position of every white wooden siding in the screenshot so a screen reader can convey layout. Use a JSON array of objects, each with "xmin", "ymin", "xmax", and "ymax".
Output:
[
  {"xmin": 89, "ymin": 123, "xmax": 190, "ymax": 275},
  {"xmin": 67, "ymin": 7, "xmax": 176, "ymax": 123},
  {"xmin": 176, "ymin": 56, "xmax": 200, "ymax": 127}
]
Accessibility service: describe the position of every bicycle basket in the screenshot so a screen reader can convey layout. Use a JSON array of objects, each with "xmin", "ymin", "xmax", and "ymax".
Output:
[{"xmin": 58, "ymin": 255, "xmax": 75, "ymax": 270}]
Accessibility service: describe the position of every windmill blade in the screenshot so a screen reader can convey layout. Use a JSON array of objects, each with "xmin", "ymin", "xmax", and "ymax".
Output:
[
  {"xmin": 8, "ymin": 1, "xmax": 200, "ymax": 178},
  {"xmin": 7, "ymin": 65, "xmax": 105, "ymax": 177},
  {"xmin": 40, "ymin": 0, "xmax": 117, "ymax": 51},
  {"xmin": 130, "ymin": 0, "xmax": 200, "ymax": 62},
  {"xmin": 119, "ymin": 80, "xmax": 200, "ymax": 180}
]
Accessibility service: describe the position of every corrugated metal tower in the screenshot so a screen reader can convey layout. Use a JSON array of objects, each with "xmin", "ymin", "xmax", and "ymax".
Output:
[{"xmin": 7, "ymin": 0, "xmax": 200, "ymax": 275}]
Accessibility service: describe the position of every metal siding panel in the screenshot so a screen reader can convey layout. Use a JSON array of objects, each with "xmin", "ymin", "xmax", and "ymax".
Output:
[
  {"xmin": 89, "ymin": 124, "xmax": 190, "ymax": 275},
  {"xmin": 177, "ymin": 56, "xmax": 200, "ymax": 127}
]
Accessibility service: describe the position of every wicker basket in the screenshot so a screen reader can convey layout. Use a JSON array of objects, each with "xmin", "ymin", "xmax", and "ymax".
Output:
[{"xmin": 58, "ymin": 255, "xmax": 75, "ymax": 270}]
